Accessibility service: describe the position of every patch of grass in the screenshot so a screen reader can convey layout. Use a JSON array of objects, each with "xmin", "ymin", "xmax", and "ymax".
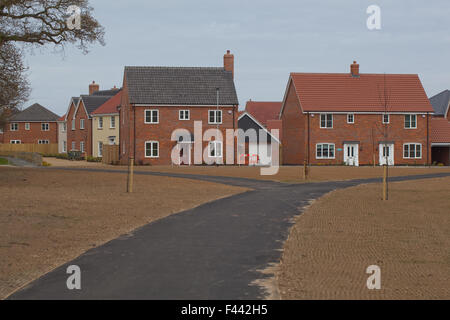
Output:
[{"xmin": 0, "ymin": 157, "xmax": 8, "ymax": 165}]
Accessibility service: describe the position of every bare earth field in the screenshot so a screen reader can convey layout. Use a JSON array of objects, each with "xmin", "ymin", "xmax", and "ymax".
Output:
[
  {"xmin": 42, "ymin": 157, "xmax": 450, "ymax": 183},
  {"xmin": 0, "ymin": 167, "xmax": 246, "ymax": 299},
  {"xmin": 278, "ymin": 177, "xmax": 450, "ymax": 300}
]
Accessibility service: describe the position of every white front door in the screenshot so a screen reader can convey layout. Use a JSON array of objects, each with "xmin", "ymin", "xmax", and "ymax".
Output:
[
  {"xmin": 344, "ymin": 144, "xmax": 359, "ymax": 166},
  {"xmin": 379, "ymin": 144, "xmax": 394, "ymax": 166}
]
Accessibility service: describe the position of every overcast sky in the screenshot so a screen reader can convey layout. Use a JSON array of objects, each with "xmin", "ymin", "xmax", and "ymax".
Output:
[{"xmin": 24, "ymin": 0, "xmax": 450, "ymax": 116}]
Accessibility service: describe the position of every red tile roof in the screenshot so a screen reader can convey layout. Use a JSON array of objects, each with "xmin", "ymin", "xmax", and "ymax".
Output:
[
  {"xmin": 58, "ymin": 115, "xmax": 66, "ymax": 121},
  {"xmin": 290, "ymin": 73, "xmax": 433, "ymax": 112},
  {"xmin": 245, "ymin": 101, "xmax": 282, "ymax": 127},
  {"xmin": 91, "ymin": 91, "xmax": 122, "ymax": 115},
  {"xmin": 431, "ymin": 118, "xmax": 450, "ymax": 144}
]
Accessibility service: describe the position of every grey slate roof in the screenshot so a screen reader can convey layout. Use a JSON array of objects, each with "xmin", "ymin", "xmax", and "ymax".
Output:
[
  {"xmin": 92, "ymin": 89, "xmax": 121, "ymax": 97},
  {"xmin": 80, "ymin": 95, "xmax": 115, "ymax": 116},
  {"xmin": 124, "ymin": 66, "xmax": 239, "ymax": 105},
  {"xmin": 10, "ymin": 103, "xmax": 60, "ymax": 122},
  {"xmin": 429, "ymin": 90, "xmax": 450, "ymax": 115}
]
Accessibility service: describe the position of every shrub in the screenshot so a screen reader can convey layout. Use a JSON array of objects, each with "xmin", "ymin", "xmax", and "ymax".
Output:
[
  {"xmin": 86, "ymin": 156, "xmax": 102, "ymax": 163},
  {"xmin": 42, "ymin": 161, "xmax": 52, "ymax": 167},
  {"xmin": 68, "ymin": 151, "xmax": 83, "ymax": 161}
]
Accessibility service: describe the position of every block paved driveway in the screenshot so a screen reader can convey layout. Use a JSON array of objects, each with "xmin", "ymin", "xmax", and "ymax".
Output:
[{"xmin": 8, "ymin": 169, "xmax": 450, "ymax": 300}]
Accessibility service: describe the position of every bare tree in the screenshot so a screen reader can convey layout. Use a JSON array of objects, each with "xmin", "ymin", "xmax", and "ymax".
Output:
[{"xmin": 0, "ymin": 0, "xmax": 105, "ymax": 123}]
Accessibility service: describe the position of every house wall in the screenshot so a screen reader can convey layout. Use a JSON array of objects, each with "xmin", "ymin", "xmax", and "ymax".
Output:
[
  {"xmin": 281, "ymin": 81, "xmax": 307, "ymax": 164},
  {"xmin": 2, "ymin": 121, "xmax": 58, "ymax": 144},
  {"xmin": 92, "ymin": 114, "xmax": 120, "ymax": 157},
  {"xmin": 58, "ymin": 121, "xmax": 67, "ymax": 153},
  {"xmin": 67, "ymin": 101, "xmax": 93, "ymax": 156}
]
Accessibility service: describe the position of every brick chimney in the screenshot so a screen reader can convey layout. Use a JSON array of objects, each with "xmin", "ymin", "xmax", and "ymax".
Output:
[
  {"xmin": 351, "ymin": 61, "xmax": 360, "ymax": 77},
  {"xmin": 224, "ymin": 50, "xmax": 234, "ymax": 78},
  {"xmin": 89, "ymin": 81, "xmax": 100, "ymax": 95}
]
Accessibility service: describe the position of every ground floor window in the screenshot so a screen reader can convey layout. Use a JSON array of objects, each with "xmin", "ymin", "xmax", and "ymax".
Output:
[
  {"xmin": 38, "ymin": 140, "xmax": 49, "ymax": 144},
  {"xmin": 145, "ymin": 141, "xmax": 159, "ymax": 158},
  {"xmin": 71, "ymin": 141, "xmax": 76, "ymax": 150},
  {"xmin": 63, "ymin": 141, "xmax": 67, "ymax": 153},
  {"xmin": 209, "ymin": 141, "xmax": 223, "ymax": 158},
  {"xmin": 10, "ymin": 140, "xmax": 21, "ymax": 144},
  {"xmin": 80, "ymin": 141, "xmax": 85, "ymax": 153},
  {"xmin": 316, "ymin": 143, "xmax": 335, "ymax": 159},
  {"xmin": 404, "ymin": 143, "xmax": 422, "ymax": 159}
]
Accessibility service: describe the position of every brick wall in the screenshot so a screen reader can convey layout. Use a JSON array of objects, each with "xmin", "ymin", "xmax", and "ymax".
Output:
[
  {"xmin": 66, "ymin": 101, "xmax": 93, "ymax": 156},
  {"xmin": 2, "ymin": 121, "xmax": 58, "ymax": 144}
]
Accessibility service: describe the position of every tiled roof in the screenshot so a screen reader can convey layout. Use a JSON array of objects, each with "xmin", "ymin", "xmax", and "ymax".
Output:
[
  {"xmin": 245, "ymin": 101, "xmax": 282, "ymax": 127},
  {"xmin": 290, "ymin": 73, "xmax": 433, "ymax": 112},
  {"xmin": 58, "ymin": 115, "xmax": 66, "ymax": 121},
  {"xmin": 431, "ymin": 118, "xmax": 450, "ymax": 144},
  {"xmin": 10, "ymin": 103, "xmax": 60, "ymax": 122},
  {"xmin": 124, "ymin": 66, "xmax": 238, "ymax": 105},
  {"xmin": 93, "ymin": 88, "xmax": 121, "ymax": 97},
  {"xmin": 429, "ymin": 90, "xmax": 450, "ymax": 116},
  {"xmin": 80, "ymin": 95, "xmax": 115, "ymax": 116},
  {"xmin": 92, "ymin": 91, "xmax": 122, "ymax": 115}
]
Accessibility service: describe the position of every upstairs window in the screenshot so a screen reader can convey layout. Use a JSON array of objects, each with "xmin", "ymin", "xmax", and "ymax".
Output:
[
  {"xmin": 209, "ymin": 110, "xmax": 222, "ymax": 124},
  {"xmin": 72, "ymin": 119, "xmax": 76, "ymax": 130},
  {"xmin": 80, "ymin": 119, "xmax": 85, "ymax": 130},
  {"xmin": 41, "ymin": 123, "xmax": 49, "ymax": 131},
  {"xmin": 405, "ymin": 114, "xmax": 417, "ymax": 129},
  {"xmin": 38, "ymin": 140, "xmax": 50, "ymax": 144},
  {"xmin": 98, "ymin": 117, "xmax": 103, "ymax": 129},
  {"xmin": 110, "ymin": 116, "xmax": 116, "ymax": 128},
  {"xmin": 382, "ymin": 114, "xmax": 390, "ymax": 124},
  {"xmin": 347, "ymin": 114, "xmax": 354, "ymax": 124},
  {"xmin": 179, "ymin": 110, "xmax": 190, "ymax": 120},
  {"xmin": 320, "ymin": 114, "xmax": 333, "ymax": 128},
  {"xmin": 25, "ymin": 123, "xmax": 30, "ymax": 130},
  {"xmin": 145, "ymin": 110, "xmax": 159, "ymax": 124},
  {"xmin": 10, "ymin": 123, "xmax": 18, "ymax": 131},
  {"xmin": 63, "ymin": 123, "xmax": 67, "ymax": 132}
]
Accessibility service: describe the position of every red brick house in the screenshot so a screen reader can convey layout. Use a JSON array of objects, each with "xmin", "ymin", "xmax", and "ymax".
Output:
[
  {"xmin": 238, "ymin": 101, "xmax": 282, "ymax": 165},
  {"xmin": 429, "ymin": 90, "xmax": 450, "ymax": 165},
  {"xmin": 2, "ymin": 103, "xmax": 60, "ymax": 145},
  {"xmin": 120, "ymin": 50, "xmax": 239, "ymax": 165},
  {"xmin": 65, "ymin": 82, "xmax": 120, "ymax": 156},
  {"xmin": 280, "ymin": 62, "xmax": 434, "ymax": 166}
]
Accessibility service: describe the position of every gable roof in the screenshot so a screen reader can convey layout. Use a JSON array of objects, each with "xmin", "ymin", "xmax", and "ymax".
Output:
[
  {"xmin": 80, "ymin": 95, "xmax": 116, "ymax": 116},
  {"xmin": 431, "ymin": 118, "xmax": 450, "ymax": 144},
  {"xmin": 238, "ymin": 112, "xmax": 281, "ymax": 143},
  {"xmin": 91, "ymin": 91, "xmax": 122, "ymax": 115},
  {"xmin": 429, "ymin": 90, "xmax": 450, "ymax": 116},
  {"xmin": 288, "ymin": 73, "xmax": 433, "ymax": 113},
  {"xmin": 10, "ymin": 103, "xmax": 60, "ymax": 122},
  {"xmin": 124, "ymin": 66, "xmax": 238, "ymax": 106},
  {"xmin": 245, "ymin": 101, "xmax": 282, "ymax": 127}
]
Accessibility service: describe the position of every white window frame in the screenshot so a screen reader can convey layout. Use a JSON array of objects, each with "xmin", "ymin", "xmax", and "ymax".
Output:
[
  {"xmin": 403, "ymin": 143, "xmax": 422, "ymax": 159},
  {"xmin": 179, "ymin": 110, "xmax": 190, "ymax": 121},
  {"xmin": 316, "ymin": 143, "xmax": 336, "ymax": 159},
  {"xmin": 63, "ymin": 123, "xmax": 67, "ymax": 132},
  {"xmin": 25, "ymin": 123, "xmax": 30, "ymax": 131},
  {"xmin": 38, "ymin": 140, "xmax": 50, "ymax": 145},
  {"xmin": 110, "ymin": 116, "xmax": 116, "ymax": 129},
  {"xmin": 80, "ymin": 119, "xmax": 85, "ymax": 130},
  {"xmin": 98, "ymin": 142, "xmax": 103, "ymax": 157},
  {"xmin": 63, "ymin": 141, "xmax": 67, "ymax": 153},
  {"xmin": 347, "ymin": 114, "xmax": 354, "ymax": 124},
  {"xmin": 208, "ymin": 110, "xmax": 222, "ymax": 124},
  {"xmin": 10, "ymin": 140, "xmax": 21, "ymax": 144},
  {"xmin": 98, "ymin": 117, "xmax": 103, "ymax": 129},
  {"xmin": 405, "ymin": 114, "xmax": 417, "ymax": 129},
  {"xmin": 145, "ymin": 109, "xmax": 159, "ymax": 124},
  {"xmin": 382, "ymin": 114, "xmax": 390, "ymax": 124},
  {"xmin": 41, "ymin": 123, "xmax": 49, "ymax": 131},
  {"xmin": 72, "ymin": 119, "xmax": 76, "ymax": 130},
  {"xmin": 0, "ymin": 127, "xmax": 3, "ymax": 134},
  {"xmin": 80, "ymin": 141, "xmax": 85, "ymax": 153},
  {"xmin": 320, "ymin": 114, "xmax": 333, "ymax": 128},
  {"xmin": 208, "ymin": 141, "xmax": 223, "ymax": 158},
  {"xmin": 10, "ymin": 123, "xmax": 18, "ymax": 131},
  {"xmin": 145, "ymin": 141, "xmax": 159, "ymax": 158},
  {"xmin": 71, "ymin": 141, "xmax": 76, "ymax": 151}
]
